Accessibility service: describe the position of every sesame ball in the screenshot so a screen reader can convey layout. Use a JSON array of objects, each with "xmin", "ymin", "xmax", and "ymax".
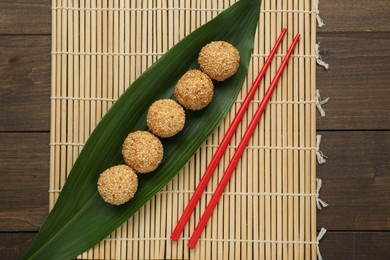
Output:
[
  {"xmin": 174, "ymin": 70, "xmax": 214, "ymax": 111},
  {"xmin": 122, "ymin": 131, "xmax": 163, "ymax": 173},
  {"xmin": 198, "ymin": 41, "xmax": 240, "ymax": 81},
  {"xmin": 147, "ymin": 99, "xmax": 185, "ymax": 138},
  {"xmin": 97, "ymin": 165, "xmax": 138, "ymax": 206}
]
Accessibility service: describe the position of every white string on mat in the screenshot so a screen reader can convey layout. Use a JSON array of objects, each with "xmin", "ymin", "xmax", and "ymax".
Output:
[
  {"xmin": 50, "ymin": 51, "xmax": 165, "ymax": 56},
  {"xmin": 314, "ymin": 0, "xmax": 325, "ymax": 28},
  {"xmin": 316, "ymin": 89, "xmax": 330, "ymax": 117},
  {"xmin": 51, "ymin": 6, "xmax": 317, "ymax": 14},
  {"xmin": 316, "ymin": 178, "xmax": 329, "ymax": 209},
  {"xmin": 317, "ymin": 228, "xmax": 327, "ymax": 260},
  {"xmin": 269, "ymin": 100, "xmax": 316, "ymax": 105},
  {"xmin": 104, "ymin": 236, "xmax": 320, "ymax": 245},
  {"xmin": 50, "ymin": 96, "xmax": 318, "ymax": 106},
  {"xmin": 48, "ymin": 188, "xmax": 327, "ymax": 210},
  {"xmin": 316, "ymin": 43, "xmax": 329, "ymax": 69},
  {"xmin": 316, "ymin": 135, "xmax": 327, "ymax": 164},
  {"xmin": 49, "ymin": 142, "xmax": 85, "ymax": 146},
  {"xmin": 205, "ymin": 144, "xmax": 317, "ymax": 151},
  {"xmin": 52, "ymin": 51, "xmax": 316, "ymax": 60},
  {"xmin": 160, "ymin": 189, "xmax": 316, "ymax": 197},
  {"xmin": 235, "ymin": 99, "xmax": 317, "ymax": 105},
  {"xmin": 50, "ymin": 96, "xmax": 116, "ymax": 102},
  {"xmin": 252, "ymin": 53, "xmax": 316, "ymax": 59}
]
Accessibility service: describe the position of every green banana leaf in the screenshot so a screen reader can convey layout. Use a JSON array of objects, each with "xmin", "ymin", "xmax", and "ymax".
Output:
[{"xmin": 23, "ymin": 0, "xmax": 262, "ymax": 259}]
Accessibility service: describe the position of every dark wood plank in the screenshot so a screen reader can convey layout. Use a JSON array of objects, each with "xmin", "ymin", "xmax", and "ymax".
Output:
[
  {"xmin": 0, "ymin": 133, "xmax": 49, "ymax": 232},
  {"xmin": 0, "ymin": 35, "xmax": 51, "ymax": 132},
  {"xmin": 0, "ymin": 0, "xmax": 51, "ymax": 35},
  {"xmin": 316, "ymin": 33, "xmax": 390, "ymax": 130},
  {"xmin": 317, "ymin": 131, "xmax": 390, "ymax": 230},
  {"xmin": 320, "ymin": 0, "xmax": 390, "ymax": 32},
  {"xmin": 0, "ymin": 0, "xmax": 389, "ymax": 34},
  {"xmin": 321, "ymin": 231, "xmax": 390, "ymax": 260},
  {"xmin": 0, "ymin": 232, "xmax": 36, "ymax": 260}
]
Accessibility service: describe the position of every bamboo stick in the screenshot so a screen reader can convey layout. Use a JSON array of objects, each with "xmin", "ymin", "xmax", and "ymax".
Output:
[
  {"xmin": 59, "ymin": 0, "xmax": 67, "ymax": 210},
  {"xmin": 275, "ymin": 2, "xmax": 283, "ymax": 260},
  {"xmin": 146, "ymin": 1, "xmax": 154, "ymax": 259},
  {"xmin": 150, "ymin": 1, "xmax": 161, "ymax": 259},
  {"xmin": 177, "ymin": 1, "xmax": 187, "ymax": 259},
  {"xmin": 200, "ymin": 0, "xmax": 213, "ymax": 257},
  {"xmin": 66, "ymin": 0, "xmax": 74, "ymax": 205},
  {"xmin": 252, "ymin": 3, "xmax": 261, "ymax": 258},
  {"xmin": 90, "ymin": 1, "xmax": 97, "ymax": 131},
  {"xmin": 215, "ymin": 4, "xmax": 226, "ymax": 258},
  {"xmin": 213, "ymin": 3, "xmax": 224, "ymax": 258},
  {"xmin": 95, "ymin": 0, "xmax": 104, "ymax": 256},
  {"xmin": 203, "ymin": 0, "xmax": 213, "ymax": 257},
  {"xmin": 167, "ymin": 2, "xmax": 176, "ymax": 257},
  {"xmin": 311, "ymin": 1, "xmax": 319, "ymax": 259},
  {"xmin": 281, "ymin": 0, "xmax": 289, "ymax": 259},
  {"xmin": 50, "ymin": 0, "xmax": 57, "ymax": 212},
  {"xmin": 72, "ymin": 0, "xmax": 80, "ymax": 180},
  {"xmin": 84, "ymin": 0, "xmax": 91, "ymax": 145},
  {"xmin": 304, "ymin": 2, "xmax": 312, "ymax": 259},
  {"xmin": 264, "ymin": 0, "xmax": 272, "ymax": 258},
  {"xmin": 298, "ymin": 0, "xmax": 305, "ymax": 258},
  {"xmin": 259, "ymin": 0, "xmax": 266, "ymax": 258},
  {"xmin": 53, "ymin": 0, "xmax": 61, "ymax": 210},
  {"xmin": 269, "ymin": 1, "xmax": 278, "ymax": 259},
  {"xmin": 220, "ymin": 2, "xmax": 231, "ymax": 259},
  {"xmin": 77, "ymin": 1, "xmax": 86, "ymax": 257},
  {"xmin": 286, "ymin": 1, "xmax": 294, "ymax": 259},
  {"xmin": 96, "ymin": 0, "xmax": 103, "ymax": 123},
  {"xmin": 101, "ymin": 1, "xmax": 109, "ymax": 259},
  {"xmin": 101, "ymin": 0, "xmax": 108, "ymax": 116},
  {"xmin": 158, "ymin": 2, "xmax": 168, "ymax": 258}
]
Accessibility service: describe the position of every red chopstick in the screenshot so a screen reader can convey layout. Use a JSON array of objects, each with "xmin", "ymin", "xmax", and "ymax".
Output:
[
  {"xmin": 187, "ymin": 33, "xmax": 301, "ymax": 248},
  {"xmin": 170, "ymin": 28, "xmax": 288, "ymax": 241}
]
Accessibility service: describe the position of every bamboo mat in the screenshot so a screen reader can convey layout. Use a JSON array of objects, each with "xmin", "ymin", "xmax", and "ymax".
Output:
[{"xmin": 50, "ymin": 0, "xmax": 323, "ymax": 259}]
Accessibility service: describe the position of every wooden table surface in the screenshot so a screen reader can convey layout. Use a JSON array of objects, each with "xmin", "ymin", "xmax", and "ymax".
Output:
[{"xmin": 1, "ymin": 1, "xmax": 389, "ymax": 259}]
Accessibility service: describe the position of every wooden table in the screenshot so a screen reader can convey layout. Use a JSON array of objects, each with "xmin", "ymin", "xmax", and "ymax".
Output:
[{"xmin": 1, "ymin": 1, "xmax": 389, "ymax": 259}]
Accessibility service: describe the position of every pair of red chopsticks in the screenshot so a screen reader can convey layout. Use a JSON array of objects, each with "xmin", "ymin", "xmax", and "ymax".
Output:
[{"xmin": 171, "ymin": 28, "xmax": 300, "ymax": 248}]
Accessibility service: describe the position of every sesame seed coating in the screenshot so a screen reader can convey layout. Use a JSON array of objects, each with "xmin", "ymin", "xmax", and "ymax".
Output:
[
  {"xmin": 122, "ymin": 131, "xmax": 164, "ymax": 173},
  {"xmin": 97, "ymin": 165, "xmax": 138, "ymax": 206},
  {"xmin": 198, "ymin": 41, "xmax": 240, "ymax": 81},
  {"xmin": 147, "ymin": 99, "xmax": 185, "ymax": 138},
  {"xmin": 174, "ymin": 70, "xmax": 214, "ymax": 111}
]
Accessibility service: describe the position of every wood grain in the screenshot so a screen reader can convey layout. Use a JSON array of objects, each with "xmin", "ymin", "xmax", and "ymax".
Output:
[
  {"xmin": 0, "ymin": 0, "xmax": 51, "ymax": 35},
  {"xmin": 316, "ymin": 33, "xmax": 390, "ymax": 130},
  {"xmin": 320, "ymin": 231, "xmax": 390, "ymax": 260},
  {"xmin": 317, "ymin": 131, "xmax": 390, "ymax": 230},
  {"xmin": 0, "ymin": 232, "xmax": 36, "ymax": 260},
  {"xmin": 0, "ymin": 36, "xmax": 51, "ymax": 132},
  {"xmin": 320, "ymin": 0, "xmax": 390, "ymax": 32},
  {"xmin": 1, "ymin": 0, "xmax": 389, "ymax": 34},
  {"xmin": 0, "ymin": 133, "xmax": 49, "ymax": 231}
]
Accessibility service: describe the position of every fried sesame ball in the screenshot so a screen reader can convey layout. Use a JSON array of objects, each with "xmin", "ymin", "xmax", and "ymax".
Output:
[
  {"xmin": 147, "ymin": 99, "xmax": 185, "ymax": 138},
  {"xmin": 97, "ymin": 165, "xmax": 138, "ymax": 206},
  {"xmin": 122, "ymin": 131, "xmax": 164, "ymax": 173},
  {"xmin": 198, "ymin": 41, "xmax": 240, "ymax": 81},
  {"xmin": 174, "ymin": 70, "xmax": 214, "ymax": 111}
]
